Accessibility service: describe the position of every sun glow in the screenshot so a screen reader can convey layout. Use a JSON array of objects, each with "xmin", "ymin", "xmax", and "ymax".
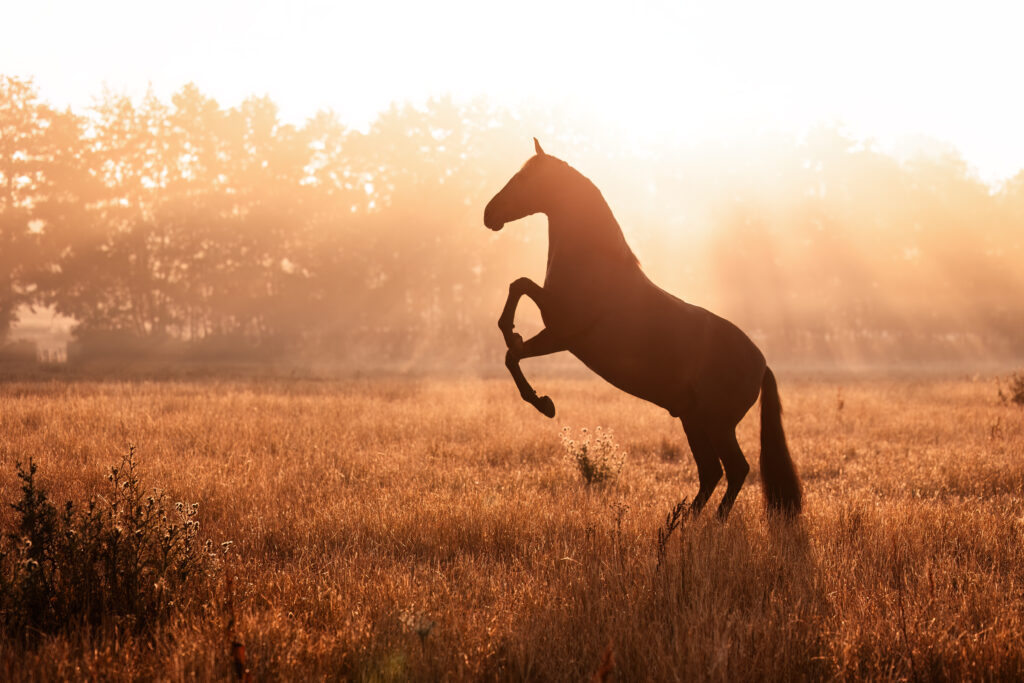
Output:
[
  {"xmin": 4, "ymin": 0, "xmax": 1024, "ymax": 367},
  {"xmin": 4, "ymin": 0, "xmax": 1024, "ymax": 182}
]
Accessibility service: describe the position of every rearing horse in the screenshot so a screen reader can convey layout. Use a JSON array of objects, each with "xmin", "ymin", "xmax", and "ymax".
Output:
[{"xmin": 484, "ymin": 139, "xmax": 802, "ymax": 517}]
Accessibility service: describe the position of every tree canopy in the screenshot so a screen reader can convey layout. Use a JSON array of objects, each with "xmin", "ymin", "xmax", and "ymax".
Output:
[{"xmin": 2, "ymin": 76, "xmax": 1022, "ymax": 367}]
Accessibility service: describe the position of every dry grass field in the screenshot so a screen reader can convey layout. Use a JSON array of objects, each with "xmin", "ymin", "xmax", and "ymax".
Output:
[{"xmin": 1, "ymin": 373, "xmax": 1023, "ymax": 680}]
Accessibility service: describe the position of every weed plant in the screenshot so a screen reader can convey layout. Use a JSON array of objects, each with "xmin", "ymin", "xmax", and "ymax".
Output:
[
  {"xmin": 560, "ymin": 426, "xmax": 626, "ymax": 486},
  {"xmin": 0, "ymin": 447, "xmax": 218, "ymax": 644}
]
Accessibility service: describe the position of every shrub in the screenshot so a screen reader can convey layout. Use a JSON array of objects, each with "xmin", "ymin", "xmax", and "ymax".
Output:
[
  {"xmin": 997, "ymin": 372, "xmax": 1024, "ymax": 406},
  {"xmin": 560, "ymin": 426, "xmax": 626, "ymax": 486},
  {"xmin": 0, "ymin": 447, "xmax": 219, "ymax": 644}
]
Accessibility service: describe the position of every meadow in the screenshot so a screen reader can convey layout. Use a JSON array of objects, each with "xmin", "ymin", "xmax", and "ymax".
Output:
[{"xmin": 1, "ymin": 372, "xmax": 1023, "ymax": 680}]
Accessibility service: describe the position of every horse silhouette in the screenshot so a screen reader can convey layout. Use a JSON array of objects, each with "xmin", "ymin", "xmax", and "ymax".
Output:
[{"xmin": 484, "ymin": 139, "xmax": 801, "ymax": 517}]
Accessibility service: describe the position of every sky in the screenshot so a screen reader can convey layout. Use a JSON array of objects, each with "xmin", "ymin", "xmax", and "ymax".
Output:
[{"xmin": 4, "ymin": 0, "xmax": 1024, "ymax": 183}]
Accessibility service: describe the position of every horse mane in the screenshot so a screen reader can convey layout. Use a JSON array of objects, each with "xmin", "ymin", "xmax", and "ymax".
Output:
[{"xmin": 554, "ymin": 158, "xmax": 640, "ymax": 268}]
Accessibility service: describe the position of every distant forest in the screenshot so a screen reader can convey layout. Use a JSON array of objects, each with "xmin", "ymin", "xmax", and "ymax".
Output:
[{"xmin": 2, "ymin": 75, "xmax": 1022, "ymax": 368}]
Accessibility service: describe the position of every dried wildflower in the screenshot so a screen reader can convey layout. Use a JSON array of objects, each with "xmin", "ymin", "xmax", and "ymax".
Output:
[{"xmin": 560, "ymin": 426, "xmax": 626, "ymax": 486}]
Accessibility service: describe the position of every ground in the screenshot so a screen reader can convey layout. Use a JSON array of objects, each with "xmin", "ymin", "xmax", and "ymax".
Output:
[{"xmin": 1, "ymin": 373, "xmax": 1022, "ymax": 680}]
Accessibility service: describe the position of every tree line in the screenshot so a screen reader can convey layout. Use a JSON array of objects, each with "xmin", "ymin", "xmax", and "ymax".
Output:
[{"xmin": 2, "ymin": 75, "xmax": 1022, "ymax": 367}]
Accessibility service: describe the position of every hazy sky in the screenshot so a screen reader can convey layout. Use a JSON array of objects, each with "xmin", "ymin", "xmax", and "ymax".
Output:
[{"xmin": 4, "ymin": 0, "xmax": 1024, "ymax": 182}]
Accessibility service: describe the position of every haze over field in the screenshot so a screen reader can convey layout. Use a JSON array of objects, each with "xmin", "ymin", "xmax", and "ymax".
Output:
[{"xmin": 3, "ymin": 1, "xmax": 1024, "ymax": 370}]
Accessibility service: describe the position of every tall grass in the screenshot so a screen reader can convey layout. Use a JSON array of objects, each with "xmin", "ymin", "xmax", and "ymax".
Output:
[{"xmin": 0, "ymin": 375, "xmax": 1022, "ymax": 679}]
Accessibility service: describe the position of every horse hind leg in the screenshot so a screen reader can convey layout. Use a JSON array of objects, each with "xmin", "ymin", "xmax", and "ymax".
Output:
[
  {"xmin": 714, "ymin": 429, "xmax": 750, "ymax": 519},
  {"xmin": 681, "ymin": 420, "xmax": 722, "ymax": 516}
]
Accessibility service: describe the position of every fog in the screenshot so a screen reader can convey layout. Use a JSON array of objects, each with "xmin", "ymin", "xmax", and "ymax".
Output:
[{"xmin": 2, "ymin": 76, "xmax": 1022, "ymax": 372}]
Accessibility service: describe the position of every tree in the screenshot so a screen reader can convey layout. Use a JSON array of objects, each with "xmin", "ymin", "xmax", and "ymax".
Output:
[{"xmin": 0, "ymin": 77, "xmax": 89, "ymax": 343}]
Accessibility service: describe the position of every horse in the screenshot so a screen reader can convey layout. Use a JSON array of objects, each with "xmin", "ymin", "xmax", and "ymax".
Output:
[{"xmin": 483, "ymin": 138, "xmax": 802, "ymax": 517}]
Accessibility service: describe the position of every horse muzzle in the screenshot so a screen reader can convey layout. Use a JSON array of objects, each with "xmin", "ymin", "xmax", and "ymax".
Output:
[{"xmin": 483, "ymin": 204, "xmax": 505, "ymax": 231}]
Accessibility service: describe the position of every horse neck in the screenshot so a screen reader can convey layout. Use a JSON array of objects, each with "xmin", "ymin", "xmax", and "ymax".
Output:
[{"xmin": 545, "ymin": 193, "xmax": 638, "ymax": 274}]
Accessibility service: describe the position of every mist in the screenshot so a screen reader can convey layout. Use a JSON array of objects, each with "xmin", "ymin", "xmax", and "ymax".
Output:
[{"xmin": 2, "ymin": 76, "xmax": 1023, "ymax": 373}]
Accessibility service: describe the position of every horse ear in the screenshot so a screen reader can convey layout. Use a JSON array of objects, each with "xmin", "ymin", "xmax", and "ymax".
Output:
[{"xmin": 534, "ymin": 137, "xmax": 545, "ymax": 156}]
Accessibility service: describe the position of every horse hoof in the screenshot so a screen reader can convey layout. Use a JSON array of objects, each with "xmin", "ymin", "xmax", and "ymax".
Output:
[
  {"xmin": 508, "ymin": 333, "xmax": 524, "ymax": 353},
  {"xmin": 534, "ymin": 395, "xmax": 556, "ymax": 418}
]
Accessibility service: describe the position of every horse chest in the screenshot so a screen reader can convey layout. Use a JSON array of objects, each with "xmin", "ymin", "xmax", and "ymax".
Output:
[{"xmin": 542, "ymin": 264, "xmax": 607, "ymax": 326}]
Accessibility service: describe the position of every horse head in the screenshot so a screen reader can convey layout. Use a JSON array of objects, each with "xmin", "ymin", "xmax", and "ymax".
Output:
[{"xmin": 484, "ymin": 138, "xmax": 565, "ymax": 231}]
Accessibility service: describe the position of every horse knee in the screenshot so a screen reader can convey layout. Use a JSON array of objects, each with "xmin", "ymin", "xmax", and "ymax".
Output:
[
  {"xmin": 716, "ymin": 436, "xmax": 749, "ymax": 489},
  {"xmin": 498, "ymin": 310, "xmax": 514, "ymax": 332},
  {"xmin": 681, "ymin": 421, "xmax": 720, "ymax": 486},
  {"xmin": 723, "ymin": 456, "xmax": 749, "ymax": 489},
  {"xmin": 695, "ymin": 455, "xmax": 723, "ymax": 489}
]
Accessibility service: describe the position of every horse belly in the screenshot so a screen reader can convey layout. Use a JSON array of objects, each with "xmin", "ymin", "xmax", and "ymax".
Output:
[
  {"xmin": 570, "ymin": 344, "xmax": 681, "ymax": 411},
  {"xmin": 567, "ymin": 295, "xmax": 766, "ymax": 424},
  {"xmin": 566, "ymin": 304, "xmax": 697, "ymax": 411}
]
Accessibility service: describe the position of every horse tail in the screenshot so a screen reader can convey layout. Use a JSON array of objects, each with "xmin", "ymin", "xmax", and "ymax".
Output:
[{"xmin": 759, "ymin": 366, "xmax": 802, "ymax": 515}]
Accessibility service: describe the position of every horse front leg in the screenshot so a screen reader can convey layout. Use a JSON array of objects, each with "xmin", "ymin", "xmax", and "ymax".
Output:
[
  {"xmin": 498, "ymin": 278, "xmax": 565, "ymax": 417},
  {"xmin": 505, "ymin": 329, "xmax": 567, "ymax": 417},
  {"xmin": 498, "ymin": 277, "xmax": 545, "ymax": 352}
]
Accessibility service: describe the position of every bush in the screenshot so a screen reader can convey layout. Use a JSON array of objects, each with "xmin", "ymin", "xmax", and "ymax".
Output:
[
  {"xmin": 997, "ymin": 372, "xmax": 1024, "ymax": 406},
  {"xmin": 560, "ymin": 426, "xmax": 626, "ymax": 486},
  {"xmin": 0, "ymin": 447, "xmax": 220, "ymax": 644}
]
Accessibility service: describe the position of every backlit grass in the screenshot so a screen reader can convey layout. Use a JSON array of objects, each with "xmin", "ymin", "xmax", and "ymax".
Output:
[{"xmin": 1, "ymin": 375, "xmax": 1022, "ymax": 679}]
